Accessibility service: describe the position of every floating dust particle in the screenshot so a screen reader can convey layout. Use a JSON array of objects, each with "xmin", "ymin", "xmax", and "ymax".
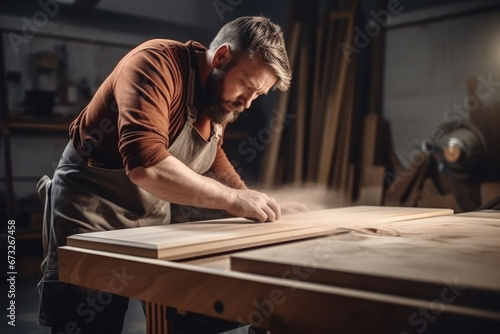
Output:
[{"xmin": 258, "ymin": 183, "xmax": 353, "ymax": 211}]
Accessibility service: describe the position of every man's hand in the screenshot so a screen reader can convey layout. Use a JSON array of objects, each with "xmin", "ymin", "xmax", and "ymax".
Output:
[{"xmin": 226, "ymin": 189, "xmax": 281, "ymax": 223}]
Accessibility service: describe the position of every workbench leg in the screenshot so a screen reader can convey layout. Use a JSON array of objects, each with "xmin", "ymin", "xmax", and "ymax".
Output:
[{"xmin": 145, "ymin": 302, "xmax": 170, "ymax": 334}]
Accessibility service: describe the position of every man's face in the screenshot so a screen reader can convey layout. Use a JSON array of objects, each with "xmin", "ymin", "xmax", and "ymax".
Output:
[{"xmin": 205, "ymin": 54, "xmax": 278, "ymax": 124}]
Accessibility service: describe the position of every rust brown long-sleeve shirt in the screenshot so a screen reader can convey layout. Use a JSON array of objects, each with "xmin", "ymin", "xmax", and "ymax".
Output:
[{"xmin": 69, "ymin": 39, "xmax": 245, "ymax": 189}]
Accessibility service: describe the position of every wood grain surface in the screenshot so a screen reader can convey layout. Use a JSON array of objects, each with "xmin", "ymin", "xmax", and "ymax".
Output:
[
  {"xmin": 66, "ymin": 206, "xmax": 453, "ymax": 261},
  {"xmin": 231, "ymin": 212, "xmax": 500, "ymax": 312}
]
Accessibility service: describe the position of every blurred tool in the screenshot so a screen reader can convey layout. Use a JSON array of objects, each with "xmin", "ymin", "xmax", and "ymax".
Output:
[{"xmin": 428, "ymin": 120, "xmax": 487, "ymax": 211}]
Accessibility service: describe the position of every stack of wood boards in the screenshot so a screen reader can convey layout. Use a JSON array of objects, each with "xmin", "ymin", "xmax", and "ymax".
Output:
[
  {"xmin": 66, "ymin": 206, "xmax": 452, "ymax": 261},
  {"xmin": 231, "ymin": 210, "xmax": 500, "ymax": 314},
  {"xmin": 260, "ymin": 0, "xmax": 360, "ymax": 197}
]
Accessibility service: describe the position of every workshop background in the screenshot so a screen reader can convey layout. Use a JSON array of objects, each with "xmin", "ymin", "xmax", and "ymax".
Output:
[{"xmin": 0, "ymin": 0, "xmax": 499, "ymax": 333}]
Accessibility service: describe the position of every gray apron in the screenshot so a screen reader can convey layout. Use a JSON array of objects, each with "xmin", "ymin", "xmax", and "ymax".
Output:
[{"xmin": 36, "ymin": 49, "xmax": 222, "ymax": 327}]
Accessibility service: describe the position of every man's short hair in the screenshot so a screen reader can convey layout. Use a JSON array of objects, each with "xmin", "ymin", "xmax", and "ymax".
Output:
[{"xmin": 209, "ymin": 16, "xmax": 292, "ymax": 91}]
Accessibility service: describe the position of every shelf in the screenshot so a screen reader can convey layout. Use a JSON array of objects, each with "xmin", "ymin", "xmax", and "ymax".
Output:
[{"xmin": 7, "ymin": 116, "xmax": 71, "ymax": 132}]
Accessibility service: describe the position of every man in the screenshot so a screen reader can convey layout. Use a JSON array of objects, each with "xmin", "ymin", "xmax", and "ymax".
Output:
[{"xmin": 37, "ymin": 16, "xmax": 294, "ymax": 333}]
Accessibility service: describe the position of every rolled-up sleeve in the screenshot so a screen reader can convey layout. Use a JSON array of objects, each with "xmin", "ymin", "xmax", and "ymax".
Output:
[{"xmin": 113, "ymin": 49, "xmax": 181, "ymax": 172}]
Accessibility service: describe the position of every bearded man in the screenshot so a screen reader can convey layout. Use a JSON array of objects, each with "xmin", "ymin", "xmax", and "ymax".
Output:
[{"xmin": 37, "ymin": 16, "xmax": 293, "ymax": 333}]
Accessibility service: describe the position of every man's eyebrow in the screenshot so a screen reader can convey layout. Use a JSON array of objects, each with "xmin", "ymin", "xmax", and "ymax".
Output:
[
  {"xmin": 244, "ymin": 76, "xmax": 269, "ymax": 95},
  {"xmin": 258, "ymin": 82, "xmax": 270, "ymax": 95}
]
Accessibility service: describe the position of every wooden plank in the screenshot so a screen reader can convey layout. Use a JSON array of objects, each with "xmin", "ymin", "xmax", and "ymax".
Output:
[
  {"xmin": 59, "ymin": 246, "xmax": 500, "ymax": 334},
  {"xmin": 307, "ymin": 14, "xmax": 338, "ymax": 183},
  {"xmin": 356, "ymin": 0, "xmax": 385, "ymax": 178},
  {"xmin": 305, "ymin": 24, "xmax": 325, "ymax": 182},
  {"xmin": 306, "ymin": 7, "xmax": 345, "ymax": 183},
  {"xmin": 346, "ymin": 164, "xmax": 355, "ymax": 199},
  {"xmin": 231, "ymin": 215, "xmax": 500, "ymax": 313},
  {"xmin": 333, "ymin": 54, "xmax": 357, "ymax": 190},
  {"xmin": 66, "ymin": 207, "xmax": 453, "ymax": 261},
  {"xmin": 183, "ymin": 255, "xmax": 231, "ymax": 271},
  {"xmin": 316, "ymin": 17, "xmax": 353, "ymax": 183},
  {"xmin": 289, "ymin": 0, "xmax": 318, "ymax": 184},
  {"xmin": 68, "ymin": 221, "xmax": 328, "ymax": 261},
  {"xmin": 317, "ymin": 0, "xmax": 358, "ymax": 184},
  {"xmin": 359, "ymin": 112, "xmax": 383, "ymax": 168},
  {"xmin": 310, "ymin": 11, "xmax": 348, "ymax": 184},
  {"xmin": 260, "ymin": 22, "xmax": 302, "ymax": 187},
  {"xmin": 357, "ymin": 166, "xmax": 386, "ymax": 205},
  {"xmin": 317, "ymin": 16, "xmax": 343, "ymax": 118},
  {"xmin": 458, "ymin": 210, "xmax": 500, "ymax": 219},
  {"xmin": 291, "ymin": 42, "xmax": 309, "ymax": 183}
]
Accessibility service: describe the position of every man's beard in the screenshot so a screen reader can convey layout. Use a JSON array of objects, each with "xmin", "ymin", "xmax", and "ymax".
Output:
[{"xmin": 205, "ymin": 67, "xmax": 243, "ymax": 125}]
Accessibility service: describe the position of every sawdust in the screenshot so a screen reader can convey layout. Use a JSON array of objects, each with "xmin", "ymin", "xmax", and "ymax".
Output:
[{"xmin": 259, "ymin": 183, "xmax": 352, "ymax": 211}]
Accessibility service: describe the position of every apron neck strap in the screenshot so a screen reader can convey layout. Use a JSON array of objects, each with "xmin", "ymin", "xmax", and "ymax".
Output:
[{"xmin": 186, "ymin": 49, "xmax": 196, "ymax": 108}]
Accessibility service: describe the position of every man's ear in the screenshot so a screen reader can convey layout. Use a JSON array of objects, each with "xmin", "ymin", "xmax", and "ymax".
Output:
[{"xmin": 212, "ymin": 44, "xmax": 232, "ymax": 69}]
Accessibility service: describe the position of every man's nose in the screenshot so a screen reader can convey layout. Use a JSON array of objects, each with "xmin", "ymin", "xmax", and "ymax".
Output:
[{"xmin": 240, "ymin": 94, "xmax": 257, "ymax": 109}]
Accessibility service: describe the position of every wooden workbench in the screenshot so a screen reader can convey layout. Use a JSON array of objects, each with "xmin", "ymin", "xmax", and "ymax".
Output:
[{"xmin": 58, "ymin": 206, "xmax": 500, "ymax": 333}]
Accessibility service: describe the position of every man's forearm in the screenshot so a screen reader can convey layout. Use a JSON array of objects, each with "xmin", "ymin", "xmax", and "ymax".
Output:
[
  {"xmin": 128, "ymin": 155, "xmax": 281, "ymax": 222},
  {"xmin": 128, "ymin": 155, "xmax": 234, "ymax": 211}
]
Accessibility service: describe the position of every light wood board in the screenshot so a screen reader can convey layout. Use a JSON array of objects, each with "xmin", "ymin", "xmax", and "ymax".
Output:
[
  {"xmin": 316, "ymin": 12, "xmax": 355, "ymax": 184},
  {"xmin": 259, "ymin": 22, "xmax": 301, "ymax": 187},
  {"xmin": 231, "ymin": 214, "xmax": 500, "ymax": 313},
  {"xmin": 66, "ymin": 206, "xmax": 453, "ymax": 261},
  {"xmin": 458, "ymin": 210, "xmax": 500, "ymax": 219},
  {"xmin": 357, "ymin": 166, "xmax": 386, "ymax": 205}
]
